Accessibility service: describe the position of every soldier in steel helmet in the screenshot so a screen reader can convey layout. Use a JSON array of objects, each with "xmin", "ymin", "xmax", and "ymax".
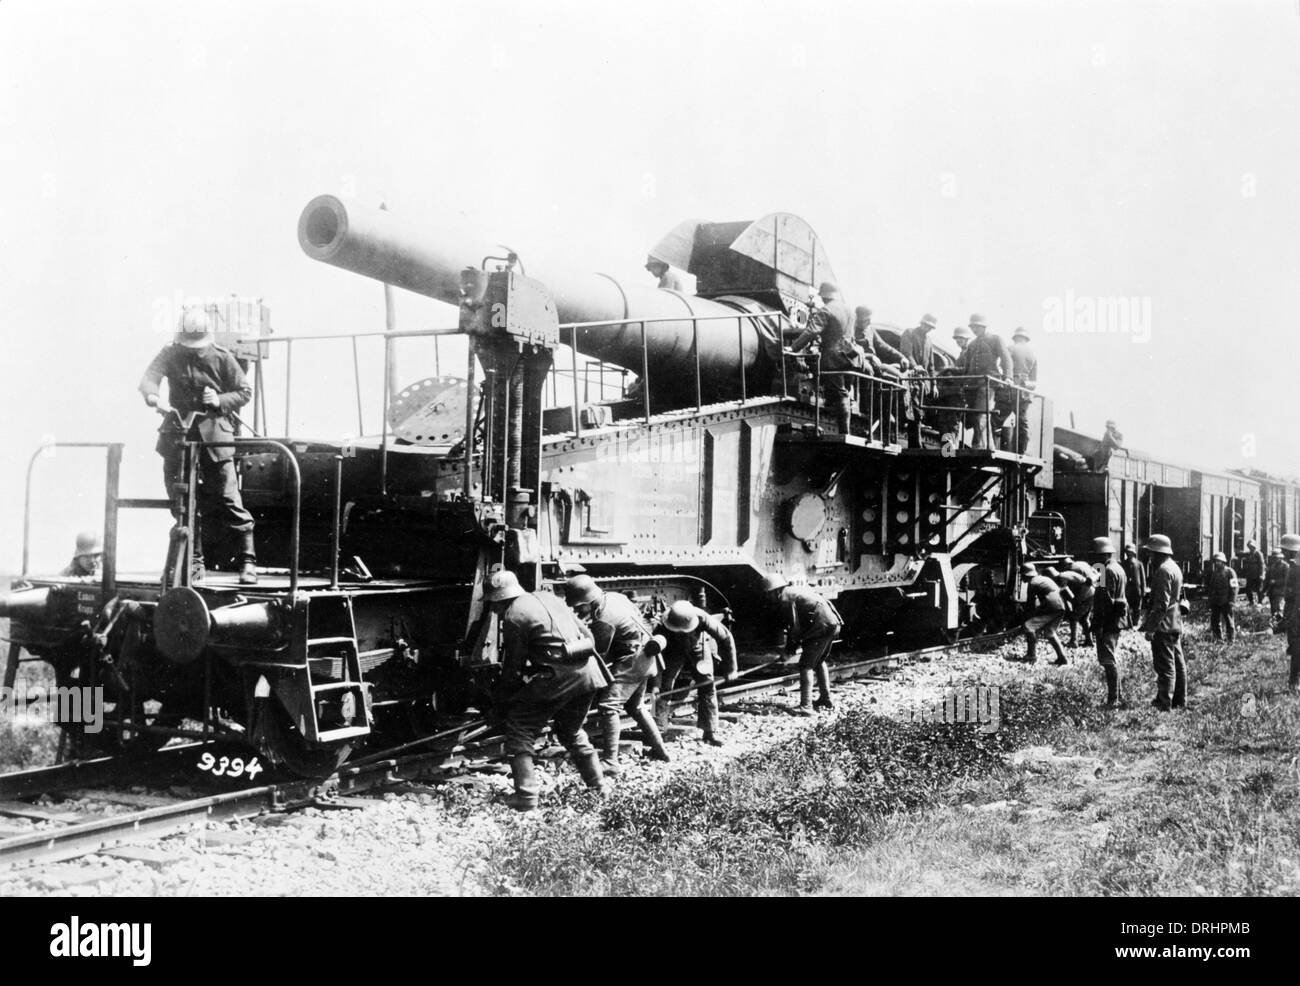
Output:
[
  {"xmin": 650, "ymin": 599, "xmax": 737, "ymax": 746},
  {"xmin": 1015, "ymin": 563, "xmax": 1069, "ymax": 665},
  {"xmin": 60, "ymin": 531, "xmax": 103, "ymax": 577},
  {"xmin": 1008, "ymin": 327, "xmax": 1037, "ymax": 454},
  {"xmin": 1090, "ymin": 537, "xmax": 1129, "ymax": 707},
  {"xmin": 1239, "ymin": 539, "xmax": 1266, "ymax": 607},
  {"xmin": 1122, "ymin": 544, "xmax": 1147, "ymax": 628},
  {"xmin": 1205, "ymin": 551, "xmax": 1238, "ymax": 643},
  {"xmin": 645, "ymin": 254, "xmax": 685, "ymax": 292},
  {"xmin": 760, "ymin": 573, "xmax": 842, "ymax": 715},
  {"xmin": 1141, "ymin": 534, "xmax": 1186, "ymax": 710},
  {"xmin": 1281, "ymin": 533, "xmax": 1300, "ymax": 691},
  {"xmin": 484, "ymin": 569, "xmax": 607, "ymax": 811},
  {"xmin": 138, "ymin": 307, "xmax": 257, "ymax": 585},
  {"xmin": 792, "ymin": 281, "xmax": 857, "ymax": 436},
  {"xmin": 565, "ymin": 574, "xmax": 671, "ymax": 771},
  {"xmin": 957, "ymin": 314, "xmax": 1011, "ymax": 450},
  {"xmin": 1264, "ymin": 547, "xmax": 1289, "ymax": 622}
]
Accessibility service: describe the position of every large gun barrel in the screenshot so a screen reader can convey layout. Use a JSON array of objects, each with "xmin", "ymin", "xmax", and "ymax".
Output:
[{"xmin": 298, "ymin": 195, "xmax": 780, "ymax": 405}]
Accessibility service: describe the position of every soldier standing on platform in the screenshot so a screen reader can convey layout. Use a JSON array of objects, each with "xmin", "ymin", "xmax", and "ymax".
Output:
[
  {"xmin": 1008, "ymin": 327, "xmax": 1037, "ymax": 454},
  {"xmin": 791, "ymin": 282, "xmax": 857, "ymax": 435},
  {"xmin": 957, "ymin": 314, "xmax": 1011, "ymax": 449}
]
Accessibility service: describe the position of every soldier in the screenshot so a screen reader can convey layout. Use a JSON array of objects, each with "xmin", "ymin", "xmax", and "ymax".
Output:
[
  {"xmin": 1205, "ymin": 551, "xmax": 1238, "ymax": 643},
  {"xmin": 645, "ymin": 254, "xmax": 685, "ymax": 291},
  {"xmin": 1091, "ymin": 537, "xmax": 1129, "ymax": 707},
  {"xmin": 760, "ymin": 573, "xmax": 843, "ymax": 715},
  {"xmin": 1265, "ymin": 547, "xmax": 1289, "ymax": 621},
  {"xmin": 1090, "ymin": 420, "xmax": 1125, "ymax": 473},
  {"xmin": 952, "ymin": 324, "xmax": 972, "ymax": 356},
  {"xmin": 1239, "ymin": 540, "xmax": 1265, "ymax": 607},
  {"xmin": 957, "ymin": 314, "xmax": 1011, "ymax": 449},
  {"xmin": 853, "ymin": 306, "xmax": 906, "ymax": 366},
  {"xmin": 139, "ymin": 308, "xmax": 258, "ymax": 584},
  {"xmin": 486, "ymin": 570, "xmax": 607, "ymax": 811},
  {"xmin": 1283, "ymin": 533, "xmax": 1300, "ymax": 692},
  {"xmin": 1122, "ymin": 543, "xmax": 1147, "ymax": 628},
  {"xmin": 791, "ymin": 281, "xmax": 857, "ymax": 435},
  {"xmin": 60, "ymin": 531, "xmax": 103, "ymax": 577},
  {"xmin": 1141, "ymin": 534, "xmax": 1186, "ymax": 710},
  {"xmin": 652, "ymin": 600, "xmax": 738, "ymax": 746},
  {"xmin": 1015, "ymin": 563, "xmax": 1068, "ymax": 665},
  {"xmin": 565, "ymin": 575, "xmax": 671, "ymax": 771},
  {"xmin": 1008, "ymin": 327, "xmax": 1037, "ymax": 454},
  {"xmin": 899, "ymin": 314, "xmax": 938, "ymax": 371},
  {"xmin": 1055, "ymin": 562, "xmax": 1096, "ymax": 647}
]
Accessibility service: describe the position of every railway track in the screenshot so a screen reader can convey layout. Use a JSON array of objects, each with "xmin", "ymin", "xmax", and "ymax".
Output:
[{"xmin": 0, "ymin": 630, "xmax": 1016, "ymax": 872}]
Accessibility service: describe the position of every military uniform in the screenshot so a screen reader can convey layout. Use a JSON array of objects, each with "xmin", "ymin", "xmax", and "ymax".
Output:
[
  {"xmin": 1122, "ymin": 551, "xmax": 1147, "ymax": 628},
  {"xmin": 1285, "ymin": 557, "xmax": 1300, "ymax": 691},
  {"xmin": 653, "ymin": 606, "xmax": 736, "ymax": 742},
  {"xmin": 1090, "ymin": 424, "xmax": 1124, "ymax": 472},
  {"xmin": 792, "ymin": 296, "xmax": 857, "ymax": 434},
  {"xmin": 657, "ymin": 269, "xmax": 685, "ymax": 291},
  {"xmin": 1093, "ymin": 558, "xmax": 1129, "ymax": 704},
  {"xmin": 1056, "ymin": 567, "xmax": 1096, "ymax": 646},
  {"xmin": 773, "ymin": 584, "xmax": 843, "ymax": 711},
  {"xmin": 1265, "ymin": 553, "xmax": 1289, "ymax": 619},
  {"xmin": 1142, "ymin": 557, "xmax": 1186, "ymax": 710},
  {"xmin": 1008, "ymin": 337, "xmax": 1037, "ymax": 453},
  {"xmin": 587, "ymin": 589, "xmax": 669, "ymax": 768},
  {"xmin": 1021, "ymin": 574, "xmax": 1068, "ymax": 664},
  {"xmin": 138, "ymin": 343, "xmax": 256, "ymax": 564},
  {"xmin": 1239, "ymin": 547, "xmax": 1265, "ymax": 606},
  {"xmin": 1205, "ymin": 564, "xmax": 1238, "ymax": 642},
  {"xmin": 957, "ymin": 331, "xmax": 1010, "ymax": 449}
]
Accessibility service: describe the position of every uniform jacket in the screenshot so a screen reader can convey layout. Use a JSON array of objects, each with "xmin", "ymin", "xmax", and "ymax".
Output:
[
  {"xmin": 856, "ymin": 324, "xmax": 905, "ymax": 365},
  {"xmin": 1285, "ymin": 559, "xmax": 1300, "ymax": 622},
  {"xmin": 898, "ymin": 327, "xmax": 935, "ymax": 370},
  {"xmin": 1027, "ymin": 575, "xmax": 1065, "ymax": 614},
  {"xmin": 1141, "ymin": 557, "xmax": 1184, "ymax": 635},
  {"xmin": 1123, "ymin": 555, "xmax": 1147, "ymax": 601},
  {"xmin": 1205, "ymin": 566, "xmax": 1238, "ymax": 605},
  {"xmin": 775, "ymin": 585, "xmax": 843, "ymax": 645},
  {"xmin": 500, "ymin": 591, "xmax": 603, "ymax": 691},
  {"xmin": 1240, "ymin": 549, "xmax": 1265, "ymax": 581},
  {"xmin": 1056, "ymin": 570, "xmax": 1093, "ymax": 608},
  {"xmin": 958, "ymin": 332, "xmax": 1011, "ymax": 380},
  {"xmin": 1009, "ymin": 341, "xmax": 1038, "ymax": 388},
  {"xmin": 654, "ymin": 606, "xmax": 737, "ymax": 677},
  {"xmin": 1265, "ymin": 556, "xmax": 1289, "ymax": 596},
  {"xmin": 588, "ymin": 590, "xmax": 653, "ymax": 675},
  {"xmin": 793, "ymin": 299, "xmax": 857, "ymax": 372},
  {"xmin": 138, "ymin": 344, "xmax": 251, "ymax": 462},
  {"xmin": 1093, "ymin": 559, "xmax": 1128, "ymax": 630},
  {"xmin": 657, "ymin": 269, "xmax": 686, "ymax": 291}
]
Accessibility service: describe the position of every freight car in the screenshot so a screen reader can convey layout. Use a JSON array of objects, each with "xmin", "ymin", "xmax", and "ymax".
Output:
[{"xmin": 0, "ymin": 197, "xmax": 1053, "ymax": 776}]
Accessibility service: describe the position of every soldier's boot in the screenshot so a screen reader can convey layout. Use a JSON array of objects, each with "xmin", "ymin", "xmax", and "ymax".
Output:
[
  {"xmin": 507, "ymin": 753, "xmax": 540, "ymax": 812},
  {"xmin": 837, "ymin": 405, "xmax": 853, "ymax": 437},
  {"xmin": 598, "ymin": 712, "xmax": 622, "ymax": 777},
  {"xmin": 1049, "ymin": 634, "xmax": 1068, "ymax": 666},
  {"xmin": 813, "ymin": 663, "xmax": 835, "ymax": 710},
  {"xmin": 631, "ymin": 705, "xmax": 671, "ymax": 762},
  {"xmin": 572, "ymin": 751, "xmax": 608, "ymax": 795},
  {"xmin": 651, "ymin": 690, "xmax": 672, "ymax": 730},
  {"xmin": 698, "ymin": 689, "xmax": 723, "ymax": 745},
  {"xmin": 238, "ymin": 530, "xmax": 258, "ymax": 586},
  {"xmin": 792, "ymin": 669, "xmax": 816, "ymax": 717},
  {"xmin": 1103, "ymin": 666, "xmax": 1119, "ymax": 708},
  {"xmin": 1000, "ymin": 424, "xmax": 1015, "ymax": 451}
]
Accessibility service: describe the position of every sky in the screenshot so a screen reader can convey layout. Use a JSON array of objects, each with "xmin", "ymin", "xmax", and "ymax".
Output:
[{"xmin": 2, "ymin": 0, "xmax": 1299, "ymax": 571}]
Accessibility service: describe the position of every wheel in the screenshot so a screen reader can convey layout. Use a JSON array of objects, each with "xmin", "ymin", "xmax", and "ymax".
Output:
[{"xmin": 253, "ymin": 700, "xmax": 353, "ymax": 778}]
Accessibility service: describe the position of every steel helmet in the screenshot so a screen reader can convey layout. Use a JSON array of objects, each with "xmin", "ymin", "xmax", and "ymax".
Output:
[
  {"xmin": 919, "ymin": 313, "xmax": 937, "ymax": 329},
  {"xmin": 1212, "ymin": 551, "xmax": 1227, "ymax": 563},
  {"xmin": 1013, "ymin": 326, "xmax": 1029, "ymax": 341},
  {"xmin": 1281, "ymin": 533, "xmax": 1300, "ymax": 553},
  {"xmin": 663, "ymin": 600, "xmax": 701, "ymax": 633},
  {"xmin": 74, "ymin": 530, "xmax": 103, "ymax": 556},
  {"xmin": 1044, "ymin": 566, "xmax": 1061, "ymax": 579},
  {"xmin": 645, "ymin": 254, "xmax": 667, "ymax": 270},
  {"xmin": 564, "ymin": 574, "xmax": 601, "ymax": 606},
  {"xmin": 855, "ymin": 305, "xmax": 873, "ymax": 319},
  {"xmin": 483, "ymin": 569, "xmax": 524, "ymax": 603},
  {"xmin": 1271, "ymin": 547, "xmax": 1283, "ymax": 556},
  {"xmin": 1123, "ymin": 544, "xmax": 1137, "ymax": 556},
  {"xmin": 953, "ymin": 325, "xmax": 972, "ymax": 340},
  {"xmin": 1144, "ymin": 534, "xmax": 1173, "ymax": 555},
  {"xmin": 177, "ymin": 307, "xmax": 214, "ymax": 348},
  {"xmin": 818, "ymin": 281, "xmax": 839, "ymax": 298},
  {"xmin": 1091, "ymin": 536, "xmax": 1115, "ymax": 555},
  {"xmin": 759, "ymin": 572, "xmax": 790, "ymax": 594},
  {"xmin": 1019, "ymin": 563, "xmax": 1036, "ymax": 577},
  {"xmin": 969, "ymin": 313, "xmax": 987, "ymax": 328},
  {"xmin": 1247, "ymin": 540, "xmax": 1257, "ymax": 549}
]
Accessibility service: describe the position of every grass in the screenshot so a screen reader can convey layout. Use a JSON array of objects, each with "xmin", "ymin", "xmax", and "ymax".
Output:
[{"xmin": 478, "ymin": 600, "xmax": 1300, "ymax": 896}]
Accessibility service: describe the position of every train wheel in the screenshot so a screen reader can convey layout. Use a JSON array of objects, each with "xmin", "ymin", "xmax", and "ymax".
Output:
[{"xmin": 255, "ymin": 701, "xmax": 353, "ymax": 778}]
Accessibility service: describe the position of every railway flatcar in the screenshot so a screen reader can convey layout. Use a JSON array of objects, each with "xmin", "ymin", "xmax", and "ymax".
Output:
[{"xmin": 0, "ymin": 197, "xmax": 1053, "ymax": 775}]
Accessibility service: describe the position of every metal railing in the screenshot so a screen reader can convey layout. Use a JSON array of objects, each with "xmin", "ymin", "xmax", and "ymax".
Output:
[{"xmin": 908, "ymin": 374, "xmax": 1047, "ymax": 457}]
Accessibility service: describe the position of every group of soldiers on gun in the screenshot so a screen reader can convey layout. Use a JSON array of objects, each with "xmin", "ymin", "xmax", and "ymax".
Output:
[
  {"xmin": 788, "ymin": 281, "xmax": 1038, "ymax": 454},
  {"xmin": 1016, "ymin": 531, "xmax": 1300, "ymax": 713}
]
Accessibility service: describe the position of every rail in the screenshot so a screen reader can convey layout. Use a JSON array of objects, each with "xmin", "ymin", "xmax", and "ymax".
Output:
[{"xmin": 907, "ymin": 374, "xmax": 1048, "ymax": 457}]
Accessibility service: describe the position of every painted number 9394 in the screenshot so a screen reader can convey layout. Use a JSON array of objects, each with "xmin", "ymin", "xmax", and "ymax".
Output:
[{"xmin": 197, "ymin": 751, "xmax": 264, "ymax": 780}]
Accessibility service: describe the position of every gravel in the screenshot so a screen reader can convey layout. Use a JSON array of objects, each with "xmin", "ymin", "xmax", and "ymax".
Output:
[{"xmin": 0, "ymin": 632, "xmax": 1112, "ymax": 897}]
